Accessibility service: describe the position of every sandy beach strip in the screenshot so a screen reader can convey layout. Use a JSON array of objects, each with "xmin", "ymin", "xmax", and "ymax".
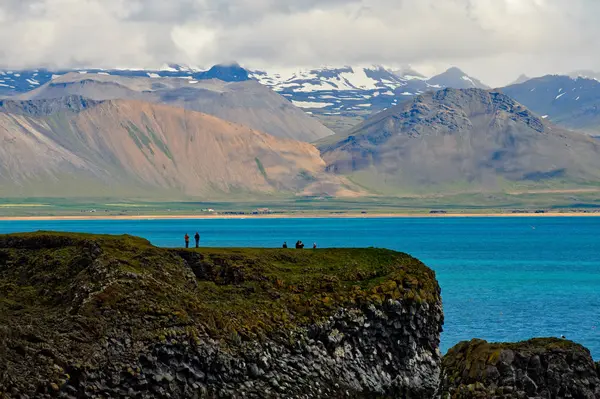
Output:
[{"xmin": 0, "ymin": 212, "xmax": 599, "ymax": 221}]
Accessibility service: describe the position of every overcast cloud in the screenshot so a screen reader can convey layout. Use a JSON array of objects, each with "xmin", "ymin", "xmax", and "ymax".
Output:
[{"xmin": 1, "ymin": 0, "xmax": 599, "ymax": 86}]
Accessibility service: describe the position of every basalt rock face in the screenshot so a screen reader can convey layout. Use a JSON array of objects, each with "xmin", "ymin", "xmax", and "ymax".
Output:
[
  {"xmin": 0, "ymin": 232, "xmax": 443, "ymax": 398},
  {"xmin": 439, "ymin": 338, "xmax": 600, "ymax": 399}
]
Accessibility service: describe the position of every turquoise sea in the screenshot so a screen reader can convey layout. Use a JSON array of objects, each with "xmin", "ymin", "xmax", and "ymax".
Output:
[{"xmin": 1, "ymin": 217, "xmax": 598, "ymax": 358}]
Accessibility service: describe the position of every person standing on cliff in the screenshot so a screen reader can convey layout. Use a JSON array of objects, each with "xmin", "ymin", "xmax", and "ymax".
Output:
[
  {"xmin": 194, "ymin": 232, "xmax": 200, "ymax": 248},
  {"xmin": 184, "ymin": 233, "xmax": 190, "ymax": 248}
]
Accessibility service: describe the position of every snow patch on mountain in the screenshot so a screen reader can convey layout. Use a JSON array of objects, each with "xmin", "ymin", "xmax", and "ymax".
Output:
[
  {"xmin": 250, "ymin": 66, "xmax": 407, "ymax": 93},
  {"xmin": 291, "ymin": 100, "xmax": 334, "ymax": 108}
]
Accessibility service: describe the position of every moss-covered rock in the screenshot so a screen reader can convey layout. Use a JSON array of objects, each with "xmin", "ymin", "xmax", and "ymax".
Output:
[
  {"xmin": 440, "ymin": 338, "xmax": 600, "ymax": 399},
  {"xmin": 0, "ymin": 232, "xmax": 443, "ymax": 398}
]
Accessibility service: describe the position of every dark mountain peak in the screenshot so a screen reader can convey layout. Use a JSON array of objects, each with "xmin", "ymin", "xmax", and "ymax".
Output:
[
  {"xmin": 391, "ymin": 88, "xmax": 543, "ymax": 133},
  {"xmin": 502, "ymin": 74, "xmax": 600, "ymax": 135},
  {"xmin": 200, "ymin": 63, "xmax": 250, "ymax": 82},
  {"xmin": 319, "ymin": 83, "xmax": 599, "ymax": 193}
]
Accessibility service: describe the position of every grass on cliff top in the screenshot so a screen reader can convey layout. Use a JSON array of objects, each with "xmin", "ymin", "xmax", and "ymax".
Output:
[{"xmin": 0, "ymin": 231, "xmax": 440, "ymax": 344}]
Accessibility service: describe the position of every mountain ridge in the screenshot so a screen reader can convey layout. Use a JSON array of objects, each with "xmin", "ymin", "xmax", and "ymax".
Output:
[
  {"xmin": 319, "ymin": 88, "xmax": 600, "ymax": 194},
  {"xmin": 502, "ymin": 74, "xmax": 600, "ymax": 135},
  {"xmin": 15, "ymin": 72, "xmax": 334, "ymax": 142},
  {"xmin": 251, "ymin": 65, "xmax": 489, "ymax": 132},
  {"xmin": 0, "ymin": 97, "xmax": 358, "ymax": 198},
  {"xmin": 0, "ymin": 64, "xmax": 490, "ymax": 133}
]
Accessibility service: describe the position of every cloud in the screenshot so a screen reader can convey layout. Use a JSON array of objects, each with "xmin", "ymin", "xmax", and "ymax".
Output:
[{"xmin": 1, "ymin": 0, "xmax": 600, "ymax": 85}]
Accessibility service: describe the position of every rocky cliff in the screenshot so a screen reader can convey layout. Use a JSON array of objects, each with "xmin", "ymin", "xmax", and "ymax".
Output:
[
  {"xmin": 0, "ymin": 232, "xmax": 443, "ymax": 398},
  {"xmin": 439, "ymin": 338, "xmax": 600, "ymax": 398}
]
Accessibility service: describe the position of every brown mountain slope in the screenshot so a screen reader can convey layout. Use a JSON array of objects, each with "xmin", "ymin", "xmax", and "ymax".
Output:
[
  {"xmin": 318, "ymin": 88, "xmax": 600, "ymax": 194},
  {"xmin": 0, "ymin": 98, "xmax": 357, "ymax": 198},
  {"xmin": 18, "ymin": 73, "xmax": 334, "ymax": 142}
]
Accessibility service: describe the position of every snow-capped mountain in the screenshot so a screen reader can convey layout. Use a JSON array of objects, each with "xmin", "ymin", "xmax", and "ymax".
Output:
[
  {"xmin": 569, "ymin": 70, "xmax": 600, "ymax": 81},
  {"xmin": 250, "ymin": 66, "xmax": 432, "ymax": 126},
  {"xmin": 0, "ymin": 63, "xmax": 489, "ymax": 132},
  {"xmin": 0, "ymin": 63, "xmax": 249, "ymax": 98},
  {"xmin": 0, "ymin": 69, "xmax": 55, "ymax": 97},
  {"xmin": 249, "ymin": 65, "xmax": 489, "ymax": 131},
  {"xmin": 502, "ymin": 75, "xmax": 600, "ymax": 135}
]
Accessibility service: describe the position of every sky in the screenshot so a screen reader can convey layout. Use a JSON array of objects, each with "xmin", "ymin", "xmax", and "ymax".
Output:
[{"xmin": 1, "ymin": 0, "xmax": 599, "ymax": 86}]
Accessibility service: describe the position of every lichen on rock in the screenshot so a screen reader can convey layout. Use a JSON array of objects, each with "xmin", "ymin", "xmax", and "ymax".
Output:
[
  {"xmin": 0, "ymin": 232, "xmax": 443, "ymax": 398},
  {"xmin": 439, "ymin": 338, "xmax": 600, "ymax": 399}
]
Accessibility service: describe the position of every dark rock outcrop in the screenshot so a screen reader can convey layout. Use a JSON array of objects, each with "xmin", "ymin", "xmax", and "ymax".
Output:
[
  {"xmin": 197, "ymin": 63, "xmax": 250, "ymax": 82},
  {"xmin": 439, "ymin": 338, "xmax": 600, "ymax": 398},
  {"xmin": 0, "ymin": 232, "xmax": 443, "ymax": 398},
  {"xmin": 0, "ymin": 95, "xmax": 101, "ymax": 116}
]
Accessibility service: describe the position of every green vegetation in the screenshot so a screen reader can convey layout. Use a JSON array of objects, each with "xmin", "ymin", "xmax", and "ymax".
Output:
[
  {"xmin": 2, "ymin": 188, "xmax": 600, "ymax": 217},
  {"xmin": 298, "ymin": 170, "xmax": 317, "ymax": 182},
  {"xmin": 146, "ymin": 125, "xmax": 174, "ymax": 161},
  {"xmin": 124, "ymin": 122, "xmax": 152, "ymax": 153},
  {"xmin": 0, "ymin": 232, "xmax": 439, "ymax": 345},
  {"xmin": 255, "ymin": 157, "xmax": 268, "ymax": 180}
]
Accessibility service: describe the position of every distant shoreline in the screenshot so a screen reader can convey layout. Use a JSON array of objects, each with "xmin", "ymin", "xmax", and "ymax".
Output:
[{"xmin": 0, "ymin": 212, "xmax": 599, "ymax": 221}]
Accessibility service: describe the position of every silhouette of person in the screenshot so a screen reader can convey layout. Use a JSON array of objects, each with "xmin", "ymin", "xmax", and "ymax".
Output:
[
  {"xmin": 283, "ymin": 242, "xmax": 288, "ymax": 248},
  {"xmin": 184, "ymin": 233, "xmax": 190, "ymax": 248},
  {"xmin": 313, "ymin": 243, "xmax": 317, "ymax": 249},
  {"xmin": 194, "ymin": 232, "xmax": 200, "ymax": 248}
]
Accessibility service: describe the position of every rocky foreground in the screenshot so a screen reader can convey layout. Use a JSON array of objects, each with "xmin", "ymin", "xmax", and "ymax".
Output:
[
  {"xmin": 0, "ymin": 232, "xmax": 442, "ymax": 398},
  {"xmin": 0, "ymin": 232, "xmax": 598, "ymax": 399}
]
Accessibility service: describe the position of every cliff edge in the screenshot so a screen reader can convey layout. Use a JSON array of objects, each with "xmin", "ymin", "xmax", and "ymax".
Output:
[{"xmin": 0, "ymin": 232, "xmax": 443, "ymax": 398}]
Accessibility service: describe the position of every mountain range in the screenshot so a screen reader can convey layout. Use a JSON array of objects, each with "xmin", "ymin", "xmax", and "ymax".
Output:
[
  {"xmin": 502, "ymin": 75, "xmax": 600, "ymax": 136},
  {"xmin": 0, "ymin": 64, "xmax": 490, "ymax": 133},
  {"xmin": 14, "ymin": 72, "xmax": 333, "ymax": 142},
  {"xmin": 0, "ymin": 64, "xmax": 249, "ymax": 98},
  {"xmin": 0, "ymin": 96, "xmax": 356, "ymax": 198},
  {"xmin": 251, "ymin": 66, "xmax": 489, "ymax": 132},
  {"xmin": 319, "ymin": 88, "xmax": 600, "ymax": 194},
  {"xmin": 1, "ymin": 62, "xmax": 600, "ymax": 200}
]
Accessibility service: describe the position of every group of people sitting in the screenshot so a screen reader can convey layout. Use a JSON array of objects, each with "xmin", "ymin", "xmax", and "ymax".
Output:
[{"xmin": 282, "ymin": 241, "xmax": 317, "ymax": 249}]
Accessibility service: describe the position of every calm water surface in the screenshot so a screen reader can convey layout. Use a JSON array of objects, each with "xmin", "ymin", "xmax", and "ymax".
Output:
[{"xmin": 1, "ymin": 217, "xmax": 598, "ymax": 358}]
